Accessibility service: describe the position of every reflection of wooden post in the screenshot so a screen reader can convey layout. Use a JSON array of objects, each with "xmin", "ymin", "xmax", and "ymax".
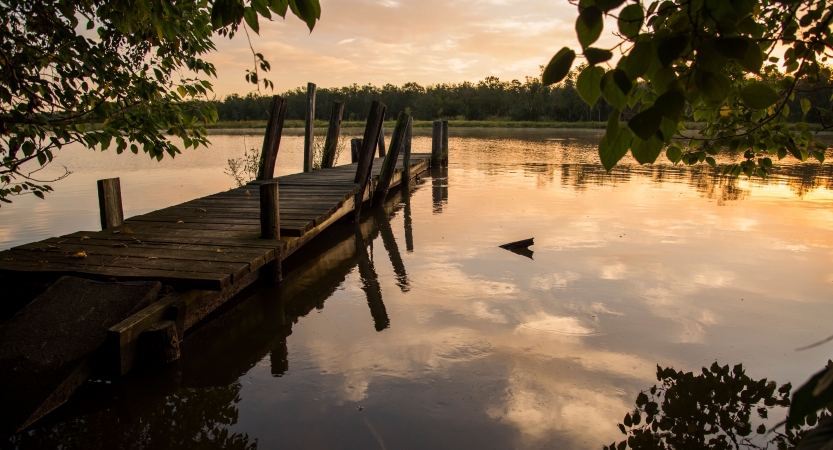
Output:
[
  {"xmin": 257, "ymin": 96, "xmax": 288, "ymax": 180},
  {"xmin": 377, "ymin": 122, "xmax": 386, "ymax": 157},
  {"xmin": 355, "ymin": 226, "xmax": 389, "ymax": 331},
  {"xmin": 441, "ymin": 120, "xmax": 449, "ymax": 164},
  {"xmin": 373, "ymin": 207, "xmax": 409, "ymax": 292},
  {"xmin": 351, "ymin": 138, "xmax": 361, "ymax": 163},
  {"xmin": 373, "ymin": 112, "xmax": 410, "ymax": 204},
  {"xmin": 402, "ymin": 117, "xmax": 413, "ymax": 188},
  {"xmin": 404, "ymin": 188, "xmax": 414, "ymax": 252},
  {"xmin": 431, "ymin": 120, "xmax": 442, "ymax": 166},
  {"xmin": 303, "ymin": 82, "xmax": 316, "ymax": 172},
  {"xmin": 97, "ymin": 178, "xmax": 124, "ymax": 230},
  {"xmin": 260, "ymin": 183, "xmax": 280, "ymax": 239},
  {"xmin": 322, "ymin": 101, "xmax": 344, "ymax": 168},
  {"xmin": 353, "ymin": 101, "xmax": 387, "ymax": 221}
]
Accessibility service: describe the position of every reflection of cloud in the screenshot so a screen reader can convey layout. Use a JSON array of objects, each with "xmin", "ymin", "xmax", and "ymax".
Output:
[
  {"xmin": 590, "ymin": 302, "xmax": 624, "ymax": 316},
  {"xmin": 530, "ymin": 272, "xmax": 580, "ymax": 290},
  {"xmin": 517, "ymin": 314, "xmax": 597, "ymax": 336},
  {"xmin": 600, "ymin": 262, "xmax": 626, "ymax": 280}
]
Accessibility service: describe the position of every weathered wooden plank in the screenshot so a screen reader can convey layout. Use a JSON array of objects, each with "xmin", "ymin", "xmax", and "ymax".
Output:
[
  {"xmin": 303, "ymin": 82, "xmax": 316, "ymax": 173},
  {"xmin": 374, "ymin": 112, "xmax": 410, "ymax": 204},
  {"xmin": 321, "ymin": 101, "xmax": 344, "ymax": 169},
  {"xmin": 354, "ymin": 101, "xmax": 387, "ymax": 221}
]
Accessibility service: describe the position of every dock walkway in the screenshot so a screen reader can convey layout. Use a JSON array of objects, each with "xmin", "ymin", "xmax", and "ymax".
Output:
[{"xmin": 0, "ymin": 154, "xmax": 430, "ymax": 292}]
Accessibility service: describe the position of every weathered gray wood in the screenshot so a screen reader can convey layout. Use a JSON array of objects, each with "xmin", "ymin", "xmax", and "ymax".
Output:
[
  {"xmin": 402, "ymin": 116, "xmax": 413, "ymax": 187},
  {"xmin": 139, "ymin": 320, "xmax": 180, "ymax": 365},
  {"xmin": 97, "ymin": 178, "xmax": 124, "ymax": 230},
  {"xmin": 373, "ymin": 112, "xmax": 410, "ymax": 204},
  {"xmin": 303, "ymin": 82, "xmax": 316, "ymax": 173},
  {"xmin": 351, "ymin": 138, "xmax": 361, "ymax": 163},
  {"xmin": 377, "ymin": 122, "xmax": 386, "ymax": 157},
  {"xmin": 321, "ymin": 101, "xmax": 344, "ymax": 168},
  {"xmin": 257, "ymin": 96, "xmax": 288, "ymax": 180},
  {"xmin": 259, "ymin": 182, "xmax": 280, "ymax": 240},
  {"xmin": 442, "ymin": 120, "xmax": 449, "ymax": 164},
  {"xmin": 431, "ymin": 120, "xmax": 442, "ymax": 166},
  {"xmin": 353, "ymin": 101, "xmax": 387, "ymax": 221}
]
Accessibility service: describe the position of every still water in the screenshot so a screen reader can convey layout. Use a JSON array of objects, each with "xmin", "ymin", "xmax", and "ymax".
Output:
[{"xmin": 3, "ymin": 129, "xmax": 833, "ymax": 448}]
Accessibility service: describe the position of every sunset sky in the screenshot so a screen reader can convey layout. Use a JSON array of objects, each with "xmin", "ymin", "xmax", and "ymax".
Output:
[{"xmin": 205, "ymin": 0, "xmax": 617, "ymax": 97}]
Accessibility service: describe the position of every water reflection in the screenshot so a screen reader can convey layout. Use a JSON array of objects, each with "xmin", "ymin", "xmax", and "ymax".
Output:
[{"xmin": 431, "ymin": 166, "xmax": 449, "ymax": 213}]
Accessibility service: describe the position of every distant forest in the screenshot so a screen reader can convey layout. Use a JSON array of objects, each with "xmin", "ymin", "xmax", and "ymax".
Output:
[{"xmin": 213, "ymin": 70, "xmax": 832, "ymax": 124}]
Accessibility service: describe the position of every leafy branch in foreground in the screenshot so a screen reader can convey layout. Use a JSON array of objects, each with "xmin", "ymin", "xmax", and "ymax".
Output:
[
  {"xmin": 544, "ymin": 0, "xmax": 833, "ymax": 176},
  {"xmin": 0, "ymin": 0, "xmax": 321, "ymax": 207},
  {"xmin": 607, "ymin": 363, "xmax": 830, "ymax": 450}
]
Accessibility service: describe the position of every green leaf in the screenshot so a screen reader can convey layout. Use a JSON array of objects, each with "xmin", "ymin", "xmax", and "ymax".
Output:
[
  {"xmin": 542, "ymin": 47, "xmax": 576, "ymax": 86},
  {"xmin": 289, "ymin": 0, "xmax": 320, "ymax": 31},
  {"xmin": 243, "ymin": 7, "xmax": 260, "ymax": 33},
  {"xmin": 705, "ymin": 156, "xmax": 716, "ymax": 167},
  {"xmin": 613, "ymin": 69, "xmax": 632, "ymax": 95},
  {"xmin": 653, "ymin": 90, "xmax": 685, "ymax": 121},
  {"xmin": 618, "ymin": 4, "xmax": 643, "ymax": 39},
  {"xmin": 631, "ymin": 134, "xmax": 663, "ymax": 164},
  {"xmin": 625, "ymin": 42, "xmax": 652, "ymax": 79},
  {"xmin": 801, "ymin": 98, "xmax": 812, "ymax": 115},
  {"xmin": 585, "ymin": 47, "xmax": 613, "ymax": 65},
  {"xmin": 269, "ymin": 0, "xmax": 289, "ymax": 16},
  {"xmin": 601, "ymin": 70, "xmax": 629, "ymax": 110},
  {"xmin": 577, "ymin": 65, "xmax": 604, "ymax": 105},
  {"xmin": 595, "ymin": 0, "xmax": 625, "ymax": 12},
  {"xmin": 714, "ymin": 37, "xmax": 748, "ymax": 60},
  {"xmin": 666, "ymin": 146, "xmax": 682, "ymax": 163},
  {"xmin": 695, "ymin": 70, "xmax": 730, "ymax": 106},
  {"xmin": 607, "ymin": 109, "xmax": 620, "ymax": 143},
  {"xmin": 658, "ymin": 117, "xmax": 677, "ymax": 143},
  {"xmin": 577, "ymin": 6, "xmax": 603, "ymax": 49},
  {"xmin": 628, "ymin": 107, "xmax": 662, "ymax": 140},
  {"xmin": 740, "ymin": 83, "xmax": 780, "ymax": 110},
  {"xmin": 812, "ymin": 151, "xmax": 825, "ymax": 163},
  {"xmin": 657, "ymin": 35, "xmax": 688, "ymax": 66},
  {"xmin": 599, "ymin": 128, "xmax": 633, "ymax": 172}
]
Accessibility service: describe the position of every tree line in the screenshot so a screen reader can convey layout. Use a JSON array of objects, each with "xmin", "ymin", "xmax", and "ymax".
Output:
[{"xmin": 213, "ymin": 71, "xmax": 832, "ymax": 124}]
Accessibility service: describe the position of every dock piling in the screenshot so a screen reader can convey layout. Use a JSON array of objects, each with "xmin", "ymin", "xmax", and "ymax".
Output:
[
  {"xmin": 402, "ymin": 117, "xmax": 413, "ymax": 188},
  {"xmin": 431, "ymin": 120, "xmax": 442, "ymax": 166},
  {"xmin": 442, "ymin": 120, "xmax": 449, "ymax": 165},
  {"xmin": 373, "ymin": 112, "xmax": 410, "ymax": 204},
  {"xmin": 377, "ymin": 123, "xmax": 386, "ymax": 157},
  {"xmin": 97, "ymin": 177, "xmax": 124, "ymax": 230},
  {"xmin": 138, "ymin": 320, "xmax": 180, "ymax": 365},
  {"xmin": 351, "ymin": 138, "xmax": 361, "ymax": 163},
  {"xmin": 259, "ymin": 182, "xmax": 280, "ymax": 240},
  {"xmin": 303, "ymin": 82, "xmax": 316, "ymax": 173},
  {"xmin": 353, "ymin": 100, "xmax": 387, "ymax": 221},
  {"xmin": 322, "ymin": 101, "xmax": 344, "ymax": 168},
  {"xmin": 257, "ymin": 95, "xmax": 287, "ymax": 180}
]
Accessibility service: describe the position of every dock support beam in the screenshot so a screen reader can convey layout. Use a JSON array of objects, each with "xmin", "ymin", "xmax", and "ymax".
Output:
[
  {"xmin": 377, "ymin": 123, "xmax": 386, "ymax": 157},
  {"xmin": 402, "ymin": 116, "xmax": 413, "ymax": 188},
  {"xmin": 374, "ymin": 112, "xmax": 410, "ymax": 204},
  {"xmin": 442, "ymin": 120, "xmax": 449, "ymax": 165},
  {"xmin": 257, "ymin": 96, "xmax": 287, "ymax": 180},
  {"xmin": 97, "ymin": 177, "xmax": 124, "ymax": 230},
  {"xmin": 260, "ymin": 182, "xmax": 282, "ymax": 283},
  {"xmin": 322, "ymin": 101, "xmax": 344, "ymax": 169},
  {"xmin": 354, "ymin": 100, "xmax": 387, "ymax": 221},
  {"xmin": 303, "ymin": 82, "xmax": 316, "ymax": 173},
  {"xmin": 351, "ymin": 138, "xmax": 361, "ymax": 163},
  {"xmin": 431, "ymin": 120, "xmax": 442, "ymax": 166}
]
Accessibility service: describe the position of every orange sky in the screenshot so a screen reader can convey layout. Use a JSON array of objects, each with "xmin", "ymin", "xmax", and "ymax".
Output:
[{"xmin": 204, "ymin": 0, "xmax": 616, "ymax": 97}]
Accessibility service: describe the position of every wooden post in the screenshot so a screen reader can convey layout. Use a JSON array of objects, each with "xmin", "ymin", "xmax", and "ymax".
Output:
[
  {"xmin": 373, "ymin": 112, "xmax": 410, "ymax": 204},
  {"xmin": 303, "ymin": 82, "xmax": 316, "ymax": 172},
  {"xmin": 353, "ymin": 101, "xmax": 387, "ymax": 221},
  {"xmin": 97, "ymin": 178, "xmax": 124, "ymax": 230},
  {"xmin": 260, "ymin": 182, "xmax": 280, "ymax": 240},
  {"xmin": 321, "ymin": 101, "xmax": 344, "ymax": 168},
  {"xmin": 377, "ymin": 122, "xmax": 386, "ymax": 157},
  {"xmin": 257, "ymin": 96, "xmax": 288, "ymax": 180},
  {"xmin": 402, "ymin": 116, "xmax": 413, "ymax": 187},
  {"xmin": 431, "ymin": 120, "xmax": 442, "ymax": 166},
  {"xmin": 351, "ymin": 138, "xmax": 362, "ymax": 163},
  {"xmin": 138, "ymin": 320, "xmax": 180, "ymax": 365},
  {"xmin": 441, "ymin": 120, "xmax": 449, "ymax": 164}
]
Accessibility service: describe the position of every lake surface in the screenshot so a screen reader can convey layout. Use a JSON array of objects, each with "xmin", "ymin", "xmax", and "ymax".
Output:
[{"xmin": 3, "ymin": 128, "xmax": 833, "ymax": 448}]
